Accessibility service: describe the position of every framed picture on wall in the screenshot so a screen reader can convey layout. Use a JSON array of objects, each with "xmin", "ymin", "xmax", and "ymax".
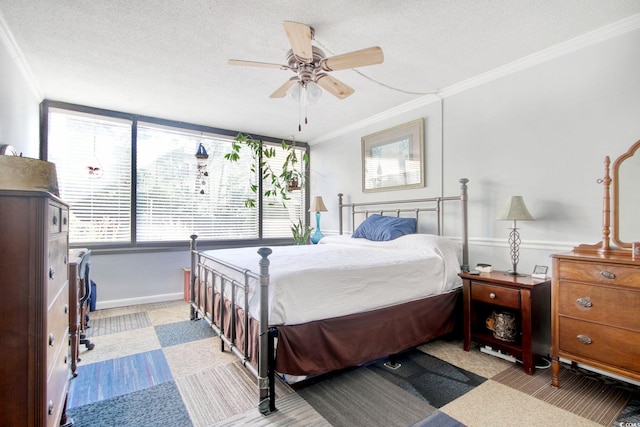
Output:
[{"xmin": 361, "ymin": 119, "xmax": 424, "ymax": 192}]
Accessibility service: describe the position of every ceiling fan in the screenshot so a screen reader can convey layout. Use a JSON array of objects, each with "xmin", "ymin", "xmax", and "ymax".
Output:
[{"xmin": 228, "ymin": 21, "xmax": 384, "ymax": 101}]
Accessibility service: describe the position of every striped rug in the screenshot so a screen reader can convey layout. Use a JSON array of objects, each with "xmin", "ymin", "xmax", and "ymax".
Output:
[
  {"xmin": 492, "ymin": 363, "xmax": 634, "ymax": 425},
  {"xmin": 68, "ymin": 349, "xmax": 173, "ymax": 408},
  {"xmin": 86, "ymin": 311, "xmax": 151, "ymax": 337}
]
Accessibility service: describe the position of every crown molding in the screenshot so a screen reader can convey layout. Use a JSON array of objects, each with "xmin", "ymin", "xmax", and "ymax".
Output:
[
  {"xmin": 0, "ymin": 10, "xmax": 42, "ymax": 100},
  {"xmin": 310, "ymin": 13, "xmax": 640, "ymax": 145}
]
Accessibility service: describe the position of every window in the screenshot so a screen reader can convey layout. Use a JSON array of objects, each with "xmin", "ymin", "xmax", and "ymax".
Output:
[{"xmin": 43, "ymin": 102, "xmax": 308, "ymax": 248}]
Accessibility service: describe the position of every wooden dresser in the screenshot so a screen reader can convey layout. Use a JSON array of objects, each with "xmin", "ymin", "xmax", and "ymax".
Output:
[
  {"xmin": 551, "ymin": 251, "xmax": 640, "ymax": 386},
  {"xmin": 0, "ymin": 190, "xmax": 72, "ymax": 426}
]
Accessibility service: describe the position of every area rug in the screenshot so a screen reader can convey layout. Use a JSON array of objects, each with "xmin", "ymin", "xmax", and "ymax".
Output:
[
  {"xmin": 67, "ymin": 381, "xmax": 192, "ymax": 427},
  {"xmin": 367, "ymin": 349, "xmax": 486, "ymax": 408},
  {"xmin": 68, "ymin": 349, "xmax": 173, "ymax": 408},
  {"xmin": 154, "ymin": 318, "xmax": 217, "ymax": 347},
  {"xmin": 296, "ymin": 367, "xmax": 438, "ymax": 427},
  {"xmin": 492, "ymin": 363, "xmax": 637, "ymax": 426},
  {"xmin": 86, "ymin": 311, "xmax": 151, "ymax": 337}
]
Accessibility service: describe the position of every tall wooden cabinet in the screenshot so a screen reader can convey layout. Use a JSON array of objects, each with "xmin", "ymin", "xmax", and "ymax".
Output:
[
  {"xmin": 0, "ymin": 190, "xmax": 72, "ymax": 426},
  {"xmin": 551, "ymin": 251, "xmax": 640, "ymax": 386}
]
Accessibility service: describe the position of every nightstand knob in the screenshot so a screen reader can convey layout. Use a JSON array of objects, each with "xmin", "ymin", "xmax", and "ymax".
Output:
[
  {"xmin": 600, "ymin": 271, "xmax": 615, "ymax": 280},
  {"xmin": 489, "ymin": 292, "xmax": 496, "ymax": 299},
  {"xmin": 577, "ymin": 334, "xmax": 592, "ymax": 345}
]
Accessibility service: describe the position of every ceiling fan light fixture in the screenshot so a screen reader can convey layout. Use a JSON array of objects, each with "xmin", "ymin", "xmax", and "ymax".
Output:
[
  {"xmin": 286, "ymin": 81, "xmax": 301, "ymax": 102},
  {"xmin": 305, "ymin": 81, "xmax": 322, "ymax": 105}
]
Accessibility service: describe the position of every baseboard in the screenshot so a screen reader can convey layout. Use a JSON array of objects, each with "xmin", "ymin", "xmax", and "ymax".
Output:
[{"xmin": 95, "ymin": 292, "xmax": 183, "ymax": 310}]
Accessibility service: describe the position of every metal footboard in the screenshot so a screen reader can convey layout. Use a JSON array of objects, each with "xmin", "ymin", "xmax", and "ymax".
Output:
[{"xmin": 189, "ymin": 236, "xmax": 276, "ymax": 415}]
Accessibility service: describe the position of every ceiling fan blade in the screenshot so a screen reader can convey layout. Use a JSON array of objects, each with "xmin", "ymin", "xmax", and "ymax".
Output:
[
  {"xmin": 316, "ymin": 74, "xmax": 354, "ymax": 99},
  {"xmin": 270, "ymin": 78, "xmax": 299, "ymax": 98},
  {"xmin": 228, "ymin": 59, "xmax": 287, "ymax": 69},
  {"xmin": 283, "ymin": 21, "xmax": 313, "ymax": 63},
  {"xmin": 321, "ymin": 46, "xmax": 384, "ymax": 71}
]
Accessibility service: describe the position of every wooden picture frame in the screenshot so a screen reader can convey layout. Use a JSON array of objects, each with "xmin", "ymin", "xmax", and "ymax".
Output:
[{"xmin": 361, "ymin": 119, "xmax": 424, "ymax": 192}]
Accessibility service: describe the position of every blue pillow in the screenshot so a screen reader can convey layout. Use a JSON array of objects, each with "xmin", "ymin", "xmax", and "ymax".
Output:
[{"xmin": 352, "ymin": 214, "xmax": 417, "ymax": 241}]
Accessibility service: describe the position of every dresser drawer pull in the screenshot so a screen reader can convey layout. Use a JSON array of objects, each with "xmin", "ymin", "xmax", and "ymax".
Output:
[
  {"xmin": 600, "ymin": 271, "xmax": 615, "ymax": 280},
  {"xmin": 49, "ymin": 333, "xmax": 55, "ymax": 346},
  {"xmin": 49, "ymin": 267, "xmax": 55, "ymax": 279},
  {"xmin": 576, "ymin": 334, "xmax": 592, "ymax": 345},
  {"xmin": 576, "ymin": 297, "xmax": 593, "ymax": 308},
  {"xmin": 489, "ymin": 292, "xmax": 496, "ymax": 299},
  {"xmin": 64, "ymin": 304, "xmax": 69, "ymax": 314},
  {"xmin": 48, "ymin": 400, "xmax": 54, "ymax": 415},
  {"xmin": 52, "ymin": 215, "xmax": 58, "ymax": 226}
]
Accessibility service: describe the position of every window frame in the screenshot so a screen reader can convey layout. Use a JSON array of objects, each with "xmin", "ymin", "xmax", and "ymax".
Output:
[{"xmin": 40, "ymin": 100, "xmax": 310, "ymax": 253}]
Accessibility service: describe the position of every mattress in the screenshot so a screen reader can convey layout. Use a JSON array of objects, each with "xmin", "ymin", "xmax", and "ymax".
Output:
[{"xmin": 200, "ymin": 233, "xmax": 462, "ymax": 326}]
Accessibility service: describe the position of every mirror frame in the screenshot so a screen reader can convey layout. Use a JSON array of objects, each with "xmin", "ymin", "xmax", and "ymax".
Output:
[{"xmin": 611, "ymin": 139, "xmax": 640, "ymax": 249}]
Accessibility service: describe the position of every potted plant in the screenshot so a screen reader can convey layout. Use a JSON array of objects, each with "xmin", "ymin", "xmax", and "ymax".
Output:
[
  {"xmin": 291, "ymin": 219, "xmax": 312, "ymax": 245},
  {"xmin": 224, "ymin": 133, "xmax": 308, "ymax": 208}
]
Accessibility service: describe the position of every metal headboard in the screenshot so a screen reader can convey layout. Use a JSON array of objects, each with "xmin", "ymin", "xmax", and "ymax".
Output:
[{"xmin": 338, "ymin": 178, "xmax": 469, "ymax": 270}]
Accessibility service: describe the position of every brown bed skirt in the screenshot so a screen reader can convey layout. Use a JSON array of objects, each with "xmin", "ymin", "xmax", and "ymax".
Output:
[{"xmin": 193, "ymin": 278, "xmax": 461, "ymax": 377}]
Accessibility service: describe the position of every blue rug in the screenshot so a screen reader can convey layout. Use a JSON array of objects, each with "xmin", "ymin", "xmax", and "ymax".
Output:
[
  {"xmin": 67, "ymin": 381, "xmax": 192, "ymax": 427},
  {"xmin": 68, "ymin": 349, "xmax": 173, "ymax": 408},
  {"xmin": 154, "ymin": 319, "xmax": 217, "ymax": 347}
]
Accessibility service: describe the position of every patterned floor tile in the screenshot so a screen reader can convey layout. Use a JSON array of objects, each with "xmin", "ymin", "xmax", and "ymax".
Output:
[
  {"xmin": 163, "ymin": 336, "xmax": 238, "ymax": 379},
  {"xmin": 69, "ymin": 349, "xmax": 173, "ymax": 408},
  {"xmin": 155, "ymin": 318, "xmax": 217, "ymax": 348},
  {"xmin": 148, "ymin": 302, "xmax": 191, "ymax": 326},
  {"xmin": 77, "ymin": 326, "xmax": 161, "ymax": 365}
]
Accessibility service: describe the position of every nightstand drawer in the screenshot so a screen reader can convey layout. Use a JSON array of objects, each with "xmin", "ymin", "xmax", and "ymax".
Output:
[
  {"xmin": 558, "ymin": 317, "xmax": 640, "ymax": 373},
  {"xmin": 558, "ymin": 281, "xmax": 640, "ymax": 331},
  {"xmin": 471, "ymin": 282, "xmax": 520, "ymax": 309},
  {"xmin": 557, "ymin": 260, "xmax": 640, "ymax": 287}
]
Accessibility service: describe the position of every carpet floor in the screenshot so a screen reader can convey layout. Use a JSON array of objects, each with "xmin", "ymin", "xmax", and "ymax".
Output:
[{"xmin": 66, "ymin": 300, "xmax": 639, "ymax": 426}]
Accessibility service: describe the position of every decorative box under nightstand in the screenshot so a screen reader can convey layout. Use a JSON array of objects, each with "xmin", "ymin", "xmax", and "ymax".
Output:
[{"xmin": 459, "ymin": 271, "xmax": 551, "ymax": 375}]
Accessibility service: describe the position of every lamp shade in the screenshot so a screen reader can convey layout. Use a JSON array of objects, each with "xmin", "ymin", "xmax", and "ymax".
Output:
[
  {"xmin": 496, "ymin": 196, "xmax": 534, "ymax": 221},
  {"xmin": 308, "ymin": 196, "xmax": 328, "ymax": 213}
]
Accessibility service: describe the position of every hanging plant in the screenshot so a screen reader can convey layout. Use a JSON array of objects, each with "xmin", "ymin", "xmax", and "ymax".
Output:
[{"xmin": 224, "ymin": 133, "xmax": 309, "ymax": 208}]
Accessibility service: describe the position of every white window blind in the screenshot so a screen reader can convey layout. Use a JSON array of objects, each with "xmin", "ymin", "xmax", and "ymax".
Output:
[
  {"xmin": 47, "ymin": 109, "xmax": 132, "ymax": 244},
  {"xmin": 136, "ymin": 123, "xmax": 259, "ymax": 241},
  {"xmin": 262, "ymin": 147, "xmax": 307, "ymax": 238},
  {"xmin": 45, "ymin": 105, "xmax": 308, "ymax": 246}
]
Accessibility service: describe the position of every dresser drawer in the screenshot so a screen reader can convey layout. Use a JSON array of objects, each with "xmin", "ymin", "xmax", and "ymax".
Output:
[
  {"xmin": 558, "ymin": 281, "xmax": 640, "ymax": 331},
  {"xmin": 558, "ymin": 317, "xmax": 640, "ymax": 373},
  {"xmin": 48, "ymin": 203, "xmax": 61, "ymax": 234},
  {"xmin": 557, "ymin": 260, "xmax": 640, "ymax": 287},
  {"xmin": 46, "ymin": 338, "xmax": 69, "ymax": 427},
  {"xmin": 48, "ymin": 235, "xmax": 68, "ymax": 308},
  {"xmin": 47, "ymin": 282, "xmax": 69, "ymax": 375},
  {"xmin": 471, "ymin": 282, "xmax": 520, "ymax": 309},
  {"xmin": 60, "ymin": 207, "xmax": 69, "ymax": 232}
]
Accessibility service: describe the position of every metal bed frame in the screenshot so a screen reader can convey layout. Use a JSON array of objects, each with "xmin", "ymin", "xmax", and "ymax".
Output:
[{"xmin": 189, "ymin": 178, "xmax": 469, "ymax": 415}]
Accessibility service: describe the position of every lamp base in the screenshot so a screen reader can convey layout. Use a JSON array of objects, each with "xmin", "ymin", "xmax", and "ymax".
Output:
[
  {"xmin": 310, "ymin": 230, "xmax": 323, "ymax": 245},
  {"xmin": 504, "ymin": 270, "xmax": 527, "ymax": 277}
]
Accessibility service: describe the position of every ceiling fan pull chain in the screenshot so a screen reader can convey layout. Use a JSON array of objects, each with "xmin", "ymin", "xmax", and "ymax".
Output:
[
  {"xmin": 304, "ymin": 85, "xmax": 309, "ymax": 126},
  {"xmin": 298, "ymin": 89, "xmax": 302, "ymax": 131}
]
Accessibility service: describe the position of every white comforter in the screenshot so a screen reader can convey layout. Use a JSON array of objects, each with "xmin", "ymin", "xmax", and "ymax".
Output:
[{"xmin": 200, "ymin": 233, "xmax": 462, "ymax": 326}]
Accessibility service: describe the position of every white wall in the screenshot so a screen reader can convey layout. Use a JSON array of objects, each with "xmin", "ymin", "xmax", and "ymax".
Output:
[
  {"xmin": 0, "ymin": 29, "xmax": 40, "ymax": 157},
  {"xmin": 312, "ymin": 27, "xmax": 640, "ymax": 275},
  {"xmin": 3, "ymin": 24, "xmax": 639, "ymax": 306}
]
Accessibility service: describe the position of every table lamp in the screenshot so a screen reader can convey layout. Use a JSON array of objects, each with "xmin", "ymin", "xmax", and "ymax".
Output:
[
  {"xmin": 497, "ymin": 196, "xmax": 534, "ymax": 276},
  {"xmin": 309, "ymin": 196, "xmax": 328, "ymax": 244}
]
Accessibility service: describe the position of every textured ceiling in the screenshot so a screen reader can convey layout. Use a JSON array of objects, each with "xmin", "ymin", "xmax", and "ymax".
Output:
[{"xmin": 1, "ymin": 1, "xmax": 640, "ymax": 144}]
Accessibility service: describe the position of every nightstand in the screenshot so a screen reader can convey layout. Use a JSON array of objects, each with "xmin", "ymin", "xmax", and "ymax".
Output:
[{"xmin": 460, "ymin": 271, "xmax": 551, "ymax": 374}]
